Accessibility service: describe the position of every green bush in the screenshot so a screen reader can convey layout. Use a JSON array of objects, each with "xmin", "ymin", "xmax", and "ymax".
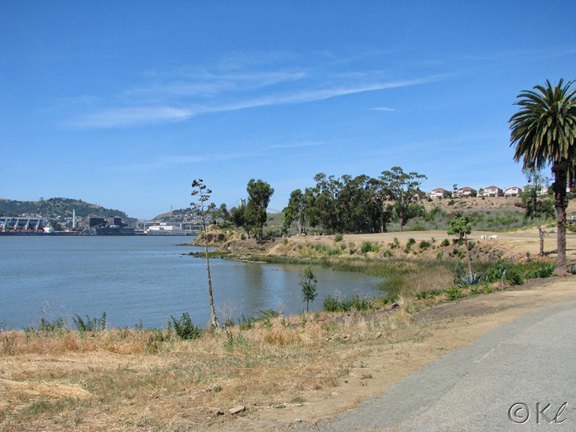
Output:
[
  {"xmin": 72, "ymin": 312, "xmax": 107, "ymax": 333},
  {"xmin": 323, "ymin": 295, "xmax": 373, "ymax": 312},
  {"xmin": 419, "ymin": 240, "xmax": 431, "ymax": 250},
  {"xmin": 361, "ymin": 242, "xmax": 374, "ymax": 253},
  {"xmin": 334, "ymin": 233, "xmax": 344, "ymax": 242},
  {"xmin": 445, "ymin": 286, "xmax": 462, "ymax": 300},
  {"xmin": 440, "ymin": 239, "xmax": 450, "ymax": 247},
  {"xmin": 26, "ymin": 317, "xmax": 66, "ymax": 334},
  {"xmin": 169, "ymin": 313, "xmax": 202, "ymax": 340}
]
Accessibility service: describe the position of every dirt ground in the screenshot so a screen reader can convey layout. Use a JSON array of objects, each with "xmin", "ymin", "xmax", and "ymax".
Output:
[
  {"xmin": 218, "ymin": 275, "xmax": 576, "ymax": 432},
  {"xmin": 213, "ymin": 226, "xmax": 576, "ymax": 431}
]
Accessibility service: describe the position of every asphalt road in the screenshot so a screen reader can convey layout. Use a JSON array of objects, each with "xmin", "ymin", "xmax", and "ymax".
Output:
[{"xmin": 308, "ymin": 301, "xmax": 576, "ymax": 432}]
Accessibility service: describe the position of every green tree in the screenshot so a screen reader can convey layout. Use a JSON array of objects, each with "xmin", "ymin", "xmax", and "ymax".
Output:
[
  {"xmin": 245, "ymin": 179, "xmax": 274, "ymax": 241},
  {"xmin": 213, "ymin": 203, "xmax": 230, "ymax": 228},
  {"xmin": 283, "ymin": 189, "xmax": 310, "ymax": 234},
  {"xmin": 519, "ymin": 168, "xmax": 555, "ymax": 257},
  {"xmin": 299, "ymin": 267, "xmax": 317, "ymax": 313},
  {"xmin": 230, "ymin": 204, "xmax": 248, "ymax": 236},
  {"xmin": 379, "ymin": 167, "xmax": 427, "ymax": 231},
  {"xmin": 509, "ymin": 79, "xmax": 576, "ymax": 275},
  {"xmin": 448, "ymin": 213, "xmax": 474, "ymax": 279},
  {"xmin": 190, "ymin": 179, "xmax": 218, "ymax": 328}
]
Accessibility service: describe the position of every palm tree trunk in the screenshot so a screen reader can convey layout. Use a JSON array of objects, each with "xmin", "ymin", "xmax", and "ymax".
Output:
[
  {"xmin": 552, "ymin": 161, "xmax": 568, "ymax": 275},
  {"xmin": 536, "ymin": 215, "xmax": 544, "ymax": 258}
]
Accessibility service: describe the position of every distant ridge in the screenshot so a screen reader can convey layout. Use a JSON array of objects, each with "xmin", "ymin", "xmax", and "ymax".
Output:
[
  {"xmin": 0, "ymin": 197, "xmax": 133, "ymax": 221},
  {"xmin": 152, "ymin": 208, "xmax": 195, "ymax": 222}
]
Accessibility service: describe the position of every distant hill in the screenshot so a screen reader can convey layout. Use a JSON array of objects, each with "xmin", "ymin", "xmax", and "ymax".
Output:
[
  {"xmin": 0, "ymin": 198, "xmax": 133, "ymax": 222},
  {"xmin": 152, "ymin": 208, "xmax": 196, "ymax": 222}
]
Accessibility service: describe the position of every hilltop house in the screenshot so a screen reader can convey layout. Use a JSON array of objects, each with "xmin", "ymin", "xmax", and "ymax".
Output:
[
  {"xmin": 454, "ymin": 187, "xmax": 477, "ymax": 198},
  {"xmin": 428, "ymin": 188, "xmax": 450, "ymax": 199},
  {"xmin": 480, "ymin": 186, "xmax": 503, "ymax": 197},
  {"xmin": 504, "ymin": 186, "xmax": 522, "ymax": 197},
  {"xmin": 524, "ymin": 184, "xmax": 547, "ymax": 196}
]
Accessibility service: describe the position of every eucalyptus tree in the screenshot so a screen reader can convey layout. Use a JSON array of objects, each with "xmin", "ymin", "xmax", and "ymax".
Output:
[
  {"xmin": 379, "ymin": 167, "xmax": 427, "ymax": 231},
  {"xmin": 509, "ymin": 79, "xmax": 576, "ymax": 274},
  {"xmin": 283, "ymin": 189, "xmax": 311, "ymax": 235},
  {"xmin": 190, "ymin": 179, "xmax": 217, "ymax": 328},
  {"xmin": 309, "ymin": 173, "xmax": 340, "ymax": 234},
  {"xmin": 245, "ymin": 179, "xmax": 274, "ymax": 241}
]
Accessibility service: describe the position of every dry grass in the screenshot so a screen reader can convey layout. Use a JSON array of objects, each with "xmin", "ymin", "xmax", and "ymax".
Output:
[{"xmin": 0, "ymin": 307, "xmax": 416, "ymax": 432}]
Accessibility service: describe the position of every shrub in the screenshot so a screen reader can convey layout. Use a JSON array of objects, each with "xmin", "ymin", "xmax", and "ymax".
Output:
[
  {"xmin": 445, "ymin": 286, "xmax": 462, "ymax": 300},
  {"xmin": 323, "ymin": 295, "xmax": 373, "ymax": 312},
  {"xmin": 440, "ymin": 239, "xmax": 450, "ymax": 247},
  {"xmin": 72, "ymin": 312, "xmax": 107, "ymax": 333},
  {"xmin": 361, "ymin": 242, "xmax": 374, "ymax": 254},
  {"xmin": 334, "ymin": 233, "xmax": 344, "ymax": 242},
  {"xmin": 419, "ymin": 240, "xmax": 431, "ymax": 250},
  {"xmin": 505, "ymin": 268, "xmax": 525, "ymax": 286},
  {"xmin": 169, "ymin": 313, "xmax": 202, "ymax": 340}
]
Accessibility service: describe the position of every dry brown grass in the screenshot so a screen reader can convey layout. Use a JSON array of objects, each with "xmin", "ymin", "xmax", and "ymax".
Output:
[{"xmin": 0, "ymin": 307, "xmax": 415, "ymax": 432}]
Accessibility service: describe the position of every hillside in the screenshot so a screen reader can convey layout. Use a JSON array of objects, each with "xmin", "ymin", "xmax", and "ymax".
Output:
[
  {"xmin": 0, "ymin": 198, "xmax": 133, "ymax": 221},
  {"xmin": 152, "ymin": 207, "xmax": 196, "ymax": 222}
]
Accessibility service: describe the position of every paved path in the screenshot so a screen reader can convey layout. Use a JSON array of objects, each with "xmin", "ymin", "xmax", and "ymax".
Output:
[{"xmin": 309, "ymin": 301, "xmax": 576, "ymax": 431}]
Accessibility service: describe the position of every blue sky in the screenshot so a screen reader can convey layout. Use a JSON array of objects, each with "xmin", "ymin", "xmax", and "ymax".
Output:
[{"xmin": 1, "ymin": 1, "xmax": 575, "ymax": 219}]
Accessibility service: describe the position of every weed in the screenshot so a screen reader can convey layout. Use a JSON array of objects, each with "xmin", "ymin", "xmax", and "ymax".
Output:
[
  {"xmin": 168, "ymin": 313, "xmax": 202, "ymax": 340},
  {"xmin": 361, "ymin": 242, "xmax": 374, "ymax": 254},
  {"xmin": 72, "ymin": 313, "xmax": 107, "ymax": 333},
  {"xmin": 291, "ymin": 395, "xmax": 306, "ymax": 404},
  {"xmin": 445, "ymin": 286, "xmax": 462, "ymax": 300},
  {"xmin": 323, "ymin": 295, "xmax": 373, "ymax": 312}
]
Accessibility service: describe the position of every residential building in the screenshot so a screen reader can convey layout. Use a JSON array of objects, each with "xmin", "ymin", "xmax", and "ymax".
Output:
[
  {"xmin": 428, "ymin": 188, "xmax": 449, "ymax": 199},
  {"xmin": 524, "ymin": 184, "xmax": 547, "ymax": 196},
  {"xmin": 504, "ymin": 186, "xmax": 522, "ymax": 197},
  {"xmin": 454, "ymin": 186, "xmax": 477, "ymax": 198},
  {"xmin": 481, "ymin": 186, "xmax": 503, "ymax": 197}
]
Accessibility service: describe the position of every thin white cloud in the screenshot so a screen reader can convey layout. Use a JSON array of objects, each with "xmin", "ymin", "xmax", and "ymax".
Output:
[
  {"xmin": 109, "ymin": 151, "xmax": 259, "ymax": 172},
  {"xmin": 270, "ymin": 141, "xmax": 325, "ymax": 149},
  {"xmin": 202, "ymin": 77, "xmax": 443, "ymax": 115},
  {"xmin": 371, "ymin": 106, "xmax": 396, "ymax": 112},
  {"xmin": 70, "ymin": 45, "xmax": 449, "ymax": 130},
  {"xmin": 461, "ymin": 46, "xmax": 576, "ymax": 63},
  {"xmin": 74, "ymin": 77, "xmax": 439, "ymax": 128},
  {"xmin": 73, "ymin": 106, "xmax": 194, "ymax": 128},
  {"xmin": 109, "ymin": 155, "xmax": 207, "ymax": 172}
]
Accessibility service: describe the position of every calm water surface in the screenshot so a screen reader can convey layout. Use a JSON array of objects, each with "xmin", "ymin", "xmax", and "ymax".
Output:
[{"xmin": 0, "ymin": 236, "xmax": 384, "ymax": 329}]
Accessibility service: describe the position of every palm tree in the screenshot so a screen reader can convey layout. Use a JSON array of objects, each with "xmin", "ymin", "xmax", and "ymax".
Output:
[{"xmin": 509, "ymin": 79, "xmax": 576, "ymax": 275}]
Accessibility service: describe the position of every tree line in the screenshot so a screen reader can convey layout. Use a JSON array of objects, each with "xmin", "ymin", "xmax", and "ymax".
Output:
[{"xmin": 282, "ymin": 167, "xmax": 427, "ymax": 235}]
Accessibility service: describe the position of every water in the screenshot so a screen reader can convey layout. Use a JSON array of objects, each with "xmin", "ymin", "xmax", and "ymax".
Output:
[{"xmin": 0, "ymin": 236, "xmax": 384, "ymax": 329}]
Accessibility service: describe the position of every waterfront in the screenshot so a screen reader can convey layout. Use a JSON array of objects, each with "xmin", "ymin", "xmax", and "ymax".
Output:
[{"xmin": 0, "ymin": 236, "xmax": 384, "ymax": 329}]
